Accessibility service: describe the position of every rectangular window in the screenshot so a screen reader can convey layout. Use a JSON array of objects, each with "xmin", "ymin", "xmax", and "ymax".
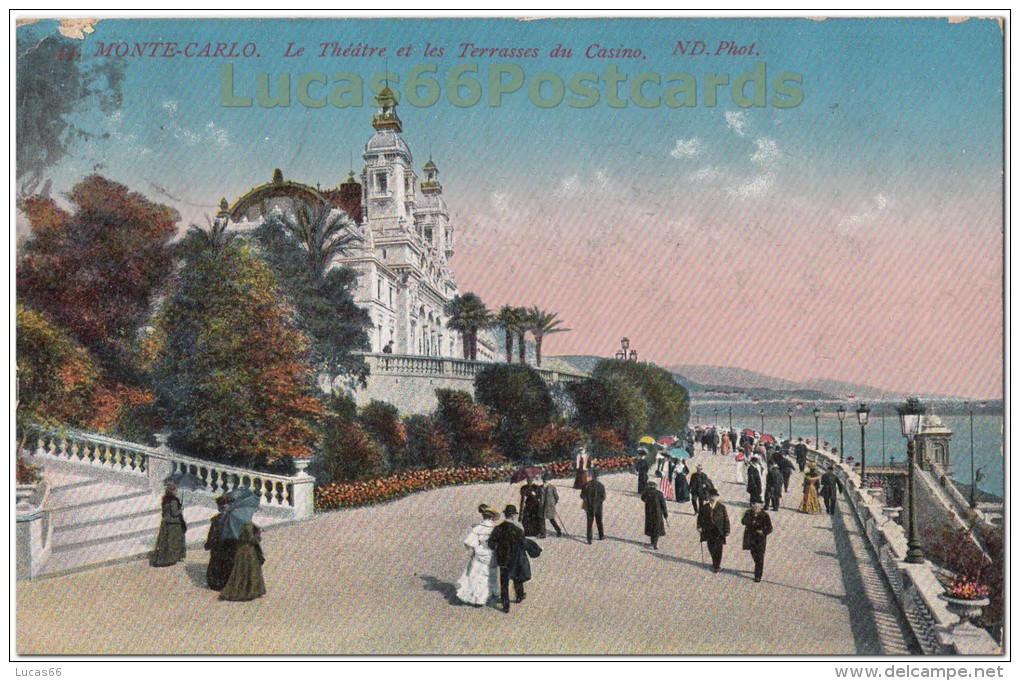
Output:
[{"xmin": 377, "ymin": 172, "xmax": 388, "ymax": 193}]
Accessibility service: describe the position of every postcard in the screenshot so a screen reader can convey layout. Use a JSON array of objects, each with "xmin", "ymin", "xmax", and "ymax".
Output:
[{"xmin": 14, "ymin": 15, "xmax": 1005, "ymax": 659}]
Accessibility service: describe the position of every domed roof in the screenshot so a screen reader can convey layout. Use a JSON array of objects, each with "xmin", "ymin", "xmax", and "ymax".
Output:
[{"xmin": 365, "ymin": 130, "xmax": 411, "ymax": 158}]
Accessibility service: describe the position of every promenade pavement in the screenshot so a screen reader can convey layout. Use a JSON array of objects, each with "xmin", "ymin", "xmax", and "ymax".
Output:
[{"xmin": 16, "ymin": 447, "xmax": 911, "ymax": 655}]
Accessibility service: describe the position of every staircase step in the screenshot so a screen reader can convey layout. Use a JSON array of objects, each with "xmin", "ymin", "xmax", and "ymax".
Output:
[{"xmin": 52, "ymin": 504, "xmax": 218, "ymax": 549}]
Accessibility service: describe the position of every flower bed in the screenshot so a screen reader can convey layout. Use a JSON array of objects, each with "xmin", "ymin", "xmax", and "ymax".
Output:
[
  {"xmin": 944, "ymin": 576, "xmax": 990, "ymax": 601},
  {"xmin": 314, "ymin": 455, "xmax": 635, "ymax": 510}
]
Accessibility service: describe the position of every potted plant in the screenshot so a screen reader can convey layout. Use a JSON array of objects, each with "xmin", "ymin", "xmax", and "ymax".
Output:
[{"xmin": 941, "ymin": 576, "xmax": 990, "ymax": 624}]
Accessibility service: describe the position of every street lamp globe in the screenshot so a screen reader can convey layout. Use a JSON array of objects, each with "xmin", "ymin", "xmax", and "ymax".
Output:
[
  {"xmin": 621, "ymin": 337, "xmax": 630, "ymax": 351},
  {"xmin": 856, "ymin": 403, "xmax": 871, "ymax": 426},
  {"xmin": 836, "ymin": 406, "xmax": 846, "ymax": 423}
]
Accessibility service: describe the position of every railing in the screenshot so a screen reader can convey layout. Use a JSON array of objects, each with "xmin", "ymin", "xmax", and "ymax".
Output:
[
  {"xmin": 809, "ymin": 447, "xmax": 997, "ymax": 655},
  {"xmin": 22, "ymin": 425, "xmax": 314, "ymax": 520},
  {"xmin": 363, "ymin": 352, "xmax": 588, "ymax": 383}
]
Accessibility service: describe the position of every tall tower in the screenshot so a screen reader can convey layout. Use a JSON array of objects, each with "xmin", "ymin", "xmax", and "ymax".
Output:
[
  {"xmin": 416, "ymin": 158, "xmax": 454, "ymax": 261},
  {"xmin": 362, "ymin": 86, "xmax": 416, "ymax": 231}
]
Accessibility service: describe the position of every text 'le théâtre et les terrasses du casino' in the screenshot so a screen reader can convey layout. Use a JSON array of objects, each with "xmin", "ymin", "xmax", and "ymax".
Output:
[{"xmin": 90, "ymin": 37, "xmax": 805, "ymax": 110}]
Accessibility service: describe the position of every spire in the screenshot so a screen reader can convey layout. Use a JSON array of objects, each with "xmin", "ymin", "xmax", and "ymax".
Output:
[
  {"xmin": 372, "ymin": 85, "xmax": 402, "ymax": 132},
  {"xmin": 421, "ymin": 158, "xmax": 441, "ymax": 194}
]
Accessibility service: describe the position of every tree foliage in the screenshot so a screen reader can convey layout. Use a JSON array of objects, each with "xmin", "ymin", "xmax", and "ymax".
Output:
[
  {"xmin": 314, "ymin": 394, "xmax": 385, "ymax": 483},
  {"xmin": 524, "ymin": 307, "xmax": 570, "ymax": 367},
  {"xmin": 593, "ymin": 359, "xmax": 689, "ymax": 438},
  {"xmin": 17, "ymin": 175, "xmax": 178, "ymax": 379},
  {"xmin": 445, "ymin": 292, "xmax": 490, "ymax": 361},
  {"xmin": 359, "ymin": 399, "xmax": 409, "ymax": 469},
  {"xmin": 528, "ymin": 422, "xmax": 584, "ymax": 463},
  {"xmin": 16, "ymin": 34, "xmax": 125, "ymax": 196},
  {"xmin": 404, "ymin": 414, "xmax": 454, "ymax": 469},
  {"xmin": 474, "ymin": 364, "xmax": 556, "ymax": 461},
  {"xmin": 151, "ymin": 238, "xmax": 323, "ymax": 467},
  {"xmin": 254, "ymin": 215, "xmax": 371, "ymax": 386},
  {"xmin": 434, "ymin": 389, "xmax": 501, "ymax": 465}
]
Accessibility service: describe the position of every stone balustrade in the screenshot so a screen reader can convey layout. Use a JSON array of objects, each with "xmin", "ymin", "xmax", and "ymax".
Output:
[
  {"xmin": 16, "ymin": 480, "xmax": 52, "ymax": 580},
  {"xmin": 362, "ymin": 352, "xmax": 587, "ymax": 383},
  {"xmin": 21, "ymin": 425, "xmax": 314, "ymax": 521},
  {"xmin": 809, "ymin": 446, "xmax": 998, "ymax": 655}
]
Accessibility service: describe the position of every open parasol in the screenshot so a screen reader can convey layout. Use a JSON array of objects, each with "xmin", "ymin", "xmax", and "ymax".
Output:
[
  {"xmin": 509, "ymin": 465, "xmax": 543, "ymax": 484},
  {"xmin": 656, "ymin": 435, "xmax": 677, "ymax": 445},
  {"xmin": 222, "ymin": 488, "xmax": 260, "ymax": 540},
  {"xmin": 638, "ymin": 435, "xmax": 656, "ymax": 445}
]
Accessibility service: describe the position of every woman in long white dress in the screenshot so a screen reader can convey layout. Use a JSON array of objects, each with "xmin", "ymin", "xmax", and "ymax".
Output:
[{"xmin": 456, "ymin": 504, "xmax": 500, "ymax": 606}]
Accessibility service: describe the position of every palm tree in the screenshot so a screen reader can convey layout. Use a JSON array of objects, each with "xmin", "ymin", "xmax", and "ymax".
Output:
[
  {"xmin": 280, "ymin": 202, "xmax": 362, "ymax": 278},
  {"xmin": 516, "ymin": 306, "xmax": 530, "ymax": 364},
  {"xmin": 527, "ymin": 307, "xmax": 570, "ymax": 368},
  {"xmin": 445, "ymin": 293, "xmax": 490, "ymax": 361},
  {"xmin": 494, "ymin": 305, "xmax": 524, "ymax": 363}
]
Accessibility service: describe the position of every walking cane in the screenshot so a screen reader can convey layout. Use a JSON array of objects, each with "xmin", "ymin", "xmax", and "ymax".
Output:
[{"xmin": 555, "ymin": 511, "xmax": 571, "ymax": 536}]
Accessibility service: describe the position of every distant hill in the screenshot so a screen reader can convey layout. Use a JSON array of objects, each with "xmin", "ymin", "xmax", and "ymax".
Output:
[{"xmin": 548, "ymin": 356, "xmax": 999, "ymax": 407}]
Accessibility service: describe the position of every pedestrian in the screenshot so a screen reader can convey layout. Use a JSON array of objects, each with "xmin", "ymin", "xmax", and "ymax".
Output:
[
  {"xmin": 795, "ymin": 438, "xmax": 809, "ymax": 472},
  {"xmin": 673, "ymin": 458, "xmax": 691, "ymax": 503},
  {"xmin": 635, "ymin": 452, "xmax": 649, "ymax": 494},
  {"xmin": 519, "ymin": 474, "xmax": 544, "ymax": 537},
  {"xmin": 487, "ymin": 505, "xmax": 528, "ymax": 613},
  {"xmin": 697, "ymin": 490, "xmax": 730, "ymax": 573},
  {"xmin": 219, "ymin": 522, "xmax": 266, "ymax": 602},
  {"xmin": 688, "ymin": 464, "xmax": 714, "ymax": 515},
  {"xmin": 798, "ymin": 465, "xmax": 824, "ymax": 514},
  {"xmin": 819, "ymin": 465, "xmax": 845, "ymax": 515},
  {"xmin": 456, "ymin": 504, "xmax": 500, "ymax": 606},
  {"xmin": 774, "ymin": 451, "xmax": 795, "ymax": 493},
  {"xmin": 151, "ymin": 482, "xmax": 186, "ymax": 567},
  {"xmin": 573, "ymin": 444, "xmax": 591, "ymax": 490},
  {"xmin": 764, "ymin": 461, "xmax": 784, "ymax": 511},
  {"xmin": 721, "ymin": 431, "xmax": 731, "ymax": 456},
  {"xmin": 382, "ymin": 340, "xmax": 394, "ymax": 354},
  {"xmin": 540, "ymin": 472, "xmax": 562, "ymax": 537},
  {"xmin": 580, "ymin": 469, "xmax": 606, "ymax": 544},
  {"xmin": 641, "ymin": 481, "xmax": 668, "ymax": 550},
  {"xmin": 734, "ymin": 447, "xmax": 747, "ymax": 484},
  {"xmin": 204, "ymin": 494, "xmax": 237, "ymax": 590},
  {"xmin": 655, "ymin": 445, "xmax": 667, "ymax": 477},
  {"xmin": 741, "ymin": 501, "xmax": 773, "ymax": 583},
  {"xmin": 746, "ymin": 456, "xmax": 764, "ymax": 504}
]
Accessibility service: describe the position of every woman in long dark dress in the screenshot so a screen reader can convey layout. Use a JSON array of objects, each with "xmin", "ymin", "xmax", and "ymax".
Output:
[
  {"xmin": 204, "ymin": 495, "xmax": 237, "ymax": 590},
  {"xmin": 219, "ymin": 522, "xmax": 266, "ymax": 602},
  {"xmin": 519, "ymin": 476, "xmax": 544, "ymax": 537},
  {"xmin": 674, "ymin": 458, "xmax": 691, "ymax": 503},
  {"xmin": 151, "ymin": 482, "xmax": 186, "ymax": 567}
]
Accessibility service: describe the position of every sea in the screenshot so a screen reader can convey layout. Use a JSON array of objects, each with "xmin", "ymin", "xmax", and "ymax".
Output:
[{"xmin": 689, "ymin": 405, "xmax": 1005, "ymax": 500}]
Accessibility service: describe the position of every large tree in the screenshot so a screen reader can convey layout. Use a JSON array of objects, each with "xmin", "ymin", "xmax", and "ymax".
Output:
[
  {"xmin": 525, "ymin": 307, "xmax": 570, "ymax": 367},
  {"xmin": 475, "ymin": 364, "xmax": 556, "ymax": 461},
  {"xmin": 17, "ymin": 175, "xmax": 178, "ymax": 379},
  {"xmin": 434, "ymin": 389, "xmax": 500, "ymax": 465},
  {"xmin": 494, "ymin": 305, "xmax": 524, "ymax": 364},
  {"xmin": 254, "ymin": 214, "xmax": 371, "ymax": 387},
  {"xmin": 592, "ymin": 359, "xmax": 690, "ymax": 439},
  {"xmin": 445, "ymin": 293, "xmax": 490, "ymax": 361},
  {"xmin": 275, "ymin": 202, "xmax": 362, "ymax": 278},
  {"xmin": 16, "ymin": 34, "xmax": 125, "ymax": 197},
  {"xmin": 151, "ymin": 237, "xmax": 323, "ymax": 468}
]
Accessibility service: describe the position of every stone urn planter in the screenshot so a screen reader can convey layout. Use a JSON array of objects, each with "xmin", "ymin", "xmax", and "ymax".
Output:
[{"xmin": 941, "ymin": 594, "xmax": 990, "ymax": 625}]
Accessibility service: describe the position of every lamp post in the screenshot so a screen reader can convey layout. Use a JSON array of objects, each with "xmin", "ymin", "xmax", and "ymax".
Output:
[
  {"xmin": 813, "ymin": 407, "xmax": 821, "ymax": 458},
  {"xmin": 759, "ymin": 408, "xmax": 765, "ymax": 434},
  {"xmin": 728, "ymin": 406, "xmax": 733, "ymax": 431},
  {"xmin": 713, "ymin": 407, "xmax": 718, "ymax": 426},
  {"xmin": 899, "ymin": 410, "xmax": 925, "ymax": 564},
  {"xmin": 616, "ymin": 337, "xmax": 629, "ymax": 360},
  {"xmin": 836, "ymin": 405, "xmax": 846, "ymax": 464},
  {"xmin": 881, "ymin": 409, "xmax": 886, "ymax": 467},
  {"xmin": 857, "ymin": 403, "xmax": 870, "ymax": 484},
  {"xmin": 787, "ymin": 407, "xmax": 794, "ymax": 442},
  {"xmin": 966, "ymin": 401, "xmax": 976, "ymax": 508}
]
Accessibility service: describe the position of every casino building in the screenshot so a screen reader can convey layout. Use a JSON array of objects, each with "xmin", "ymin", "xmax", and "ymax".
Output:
[{"xmin": 217, "ymin": 87, "xmax": 493, "ymax": 362}]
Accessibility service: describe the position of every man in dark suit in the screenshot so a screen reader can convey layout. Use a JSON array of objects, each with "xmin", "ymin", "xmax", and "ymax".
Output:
[
  {"xmin": 741, "ymin": 501, "xmax": 773, "ymax": 582},
  {"xmin": 746, "ymin": 457, "xmax": 764, "ymax": 504},
  {"xmin": 819, "ymin": 465, "xmax": 845, "ymax": 515},
  {"xmin": 487, "ymin": 504, "xmax": 526, "ymax": 613},
  {"xmin": 764, "ymin": 462, "xmax": 784, "ymax": 511},
  {"xmin": 795, "ymin": 438, "xmax": 809, "ymax": 472},
  {"xmin": 580, "ymin": 469, "xmax": 606, "ymax": 544},
  {"xmin": 697, "ymin": 490, "xmax": 730, "ymax": 573},
  {"xmin": 688, "ymin": 464, "xmax": 714, "ymax": 515}
]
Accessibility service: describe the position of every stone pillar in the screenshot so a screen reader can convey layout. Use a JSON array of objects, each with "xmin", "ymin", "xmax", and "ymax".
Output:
[
  {"xmin": 16, "ymin": 492, "xmax": 52, "ymax": 581},
  {"xmin": 292, "ymin": 459, "xmax": 316, "ymax": 520}
]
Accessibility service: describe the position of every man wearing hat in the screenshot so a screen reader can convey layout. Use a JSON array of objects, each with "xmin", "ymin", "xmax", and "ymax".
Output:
[
  {"xmin": 697, "ymin": 489, "xmax": 731, "ymax": 573},
  {"xmin": 741, "ymin": 501, "xmax": 773, "ymax": 582},
  {"xmin": 487, "ymin": 505, "xmax": 527, "ymax": 613},
  {"xmin": 580, "ymin": 468, "xmax": 606, "ymax": 544},
  {"xmin": 819, "ymin": 464, "xmax": 845, "ymax": 515},
  {"xmin": 688, "ymin": 464, "xmax": 714, "ymax": 515},
  {"xmin": 746, "ymin": 456, "xmax": 764, "ymax": 505}
]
